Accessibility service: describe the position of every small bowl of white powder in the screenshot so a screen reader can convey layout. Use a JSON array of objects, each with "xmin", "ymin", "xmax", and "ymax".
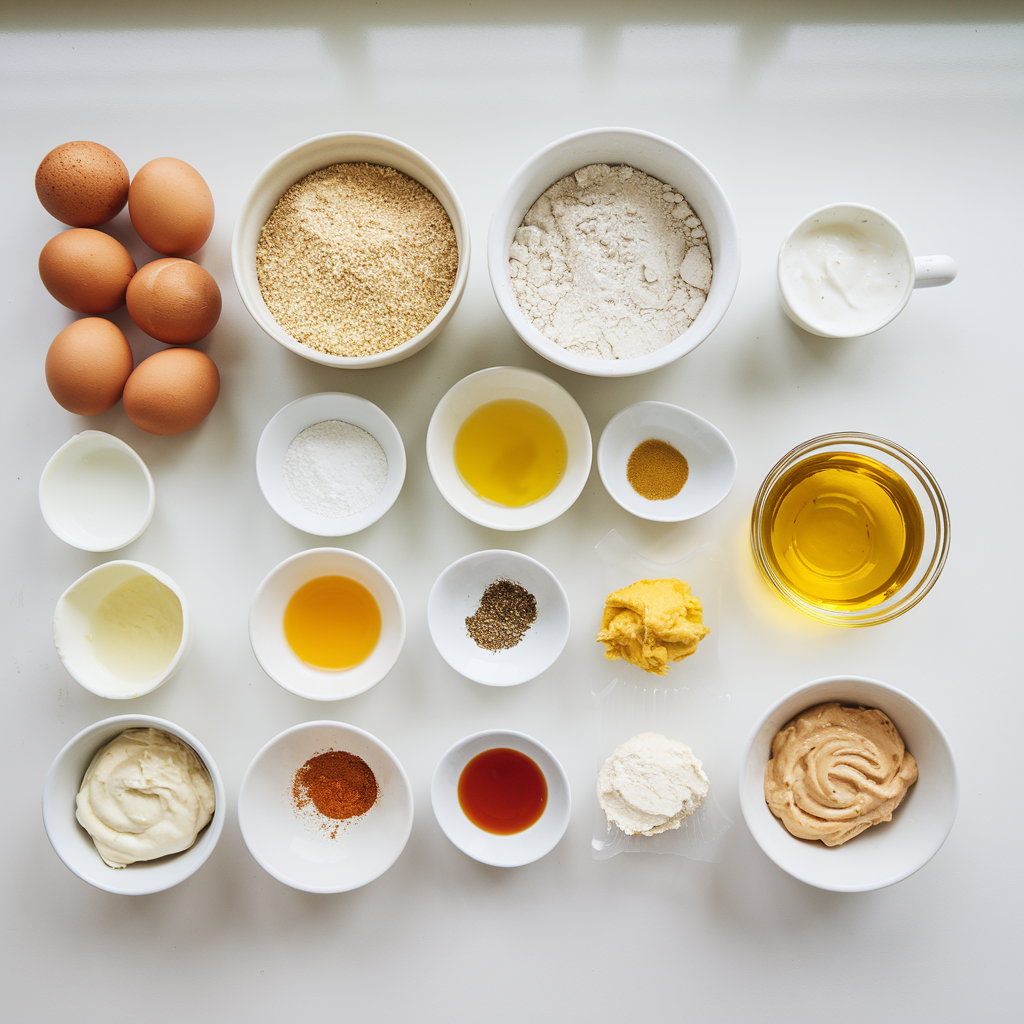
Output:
[{"xmin": 256, "ymin": 392, "xmax": 406, "ymax": 536}]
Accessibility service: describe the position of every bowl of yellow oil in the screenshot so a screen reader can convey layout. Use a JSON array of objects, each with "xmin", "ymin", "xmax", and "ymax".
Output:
[
  {"xmin": 426, "ymin": 366, "xmax": 592, "ymax": 531},
  {"xmin": 750, "ymin": 433, "xmax": 949, "ymax": 626}
]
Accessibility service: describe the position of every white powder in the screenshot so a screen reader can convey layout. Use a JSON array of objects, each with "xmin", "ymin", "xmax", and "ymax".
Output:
[
  {"xmin": 283, "ymin": 420, "xmax": 387, "ymax": 518},
  {"xmin": 509, "ymin": 164, "xmax": 712, "ymax": 360}
]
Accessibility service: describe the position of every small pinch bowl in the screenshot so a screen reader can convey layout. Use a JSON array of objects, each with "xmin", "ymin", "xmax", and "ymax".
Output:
[
  {"xmin": 249, "ymin": 548, "xmax": 405, "ymax": 701},
  {"xmin": 739, "ymin": 676, "xmax": 958, "ymax": 892},
  {"xmin": 426, "ymin": 366, "xmax": 592, "ymax": 531},
  {"xmin": 232, "ymin": 132, "xmax": 470, "ymax": 368},
  {"xmin": 256, "ymin": 392, "xmax": 407, "ymax": 537},
  {"xmin": 40, "ymin": 430, "xmax": 155, "ymax": 551},
  {"xmin": 431, "ymin": 729, "xmax": 571, "ymax": 867},
  {"xmin": 43, "ymin": 714, "xmax": 225, "ymax": 895},
  {"xmin": 487, "ymin": 126, "xmax": 740, "ymax": 378},
  {"xmin": 597, "ymin": 401, "xmax": 736, "ymax": 521},
  {"xmin": 428, "ymin": 549, "xmax": 570, "ymax": 686},
  {"xmin": 238, "ymin": 721, "xmax": 413, "ymax": 893}
]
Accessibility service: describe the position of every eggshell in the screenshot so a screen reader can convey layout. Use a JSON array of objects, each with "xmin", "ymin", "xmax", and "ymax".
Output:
[
  {"xmin": 122, "ymin": 347, "xmax": 220, "ymax": 435},
  {"xmin": 38, "ymin": 228, "xmax": 137, "ymax": 314},
  {"xmin": 129, "ymin": 157, "xmax": 215, "ymax": 256},
  {"xmin": 126, "ymin": 258, "xmax": 222, "ymax": 344},
  {"xmin": 35, "ymin": 141, "xmax": 130, "ymax": 228},
  {"xmin": 45, "ymin": 318, "xmax": 133, "ymax": 416}
]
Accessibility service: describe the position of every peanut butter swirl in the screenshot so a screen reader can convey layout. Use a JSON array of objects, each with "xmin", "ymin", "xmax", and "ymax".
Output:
[{"xmin": 764, "ymin": 702, "xmax": 918, "ymax": 847}]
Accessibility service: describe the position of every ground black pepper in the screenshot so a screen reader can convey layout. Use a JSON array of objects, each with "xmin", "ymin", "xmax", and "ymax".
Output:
[{"xmin": 465, "ymin": 578, "xmax": 538, "ymax": 651}]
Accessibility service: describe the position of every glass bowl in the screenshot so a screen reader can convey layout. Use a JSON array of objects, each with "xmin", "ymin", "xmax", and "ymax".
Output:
[{"xmin": 750, "ymin": 432, "xmax": 949, "ymax": 627}]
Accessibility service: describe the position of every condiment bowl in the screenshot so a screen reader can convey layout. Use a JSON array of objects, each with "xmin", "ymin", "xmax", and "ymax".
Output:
[
  {"xmin": 739, "ymin": 676, "xmax": 958, "ymax": 892},
  {"xmin": 428, "ymin": 550, "xmax": 570, "ymax": 686},
  {"xmin": 42, "ymin": 714, "xmax": 225, "ymax": 895},
  {"xmin": 426, "ymin": 366, "xmax": 592, "ymax": 531},
  {"xmin": 431, "ymin": 729, "xmax": 571, "ymax": 867},
  {"xmin": 487, "ymin": 127, "xmax": 740, "ymax": 378},
  {"xmin": 53, "ymin": 560, "xmax": 192, "ymax": 699},
  {"xmin": 256, "ymin": 392, "xmax": 407, "ymax": 536},
  {"xmin": 39, "ymin": 430, "xmax": 155, "ymax": 551},
  {"xmin": 238, "ymin": 720, "xmax": 413, "ymax": 893},
  {"xmin": 232, "ymin": 132, "xmax": 470, "ymax": 368},
  {"xmin": 597, "ymin": 402, "xmax": 736, "ymax": 522},
  {"xmin": 249, "ymin": 547, "xmax": 405, "ymax": 701}
]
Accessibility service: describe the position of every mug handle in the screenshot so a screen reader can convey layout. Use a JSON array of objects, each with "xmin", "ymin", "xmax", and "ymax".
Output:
[{"xmin": 914, "ymin": 255, "xmax": 957, "ymax": 288}]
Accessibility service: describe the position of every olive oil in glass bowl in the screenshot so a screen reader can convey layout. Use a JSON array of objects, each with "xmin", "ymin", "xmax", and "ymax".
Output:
[{"xmin": 751, "ymin": 433, "xmax": 949, "ymax": 626}]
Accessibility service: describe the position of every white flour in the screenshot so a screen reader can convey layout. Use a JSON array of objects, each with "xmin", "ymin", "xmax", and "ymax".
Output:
[
  {"xmin": 283, "ymin": 419, "xmax": 387, "ymax": 519},
  {"xmin": 509, "ymin": 164, "xmax": 712, "ymax": 360}
]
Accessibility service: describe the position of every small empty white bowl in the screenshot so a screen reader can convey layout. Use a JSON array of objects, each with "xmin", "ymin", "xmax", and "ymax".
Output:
[
  {"xmin": 53, "ymin": 561, "xmax": 192, "ymax": 699},
  {"xmin": 40, "ymin": 431, "xmax": 155, "ymax": 551},
  {"xmin": 256, "ymin": 392, "xmax": 407, "ymax": 536},
  {"xmin": 739, "ymin": 676, "xmax": 958, "ymax": 892},
  {"xmin": 42, "ymin": 714, "xmax": 225, "ymax": 895},
  {"xmin": 249, "ymin": 548, "xmax": 405, "ymax": 701},
  {"xmin": 431, "ymin": 730, "xmax": 571, "ymax": 867},
  {"xmin": 426, "ymin": 366, "xmax": 592, "ymax": 531},
  {"xmin": 597, "ymin": 402, "xmax": 736, "ymax": 521},
  {"xmin": 238, "ymin": 720, "xmax": 413, "ymax": 893},
  {"xmin": 428, "ymin": 550, "xmax": 570, "ymax": 686}
]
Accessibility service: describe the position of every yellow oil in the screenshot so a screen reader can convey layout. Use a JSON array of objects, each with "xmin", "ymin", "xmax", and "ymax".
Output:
[
  {"xmin": 283, "ymin": 575, "xmax": 381, "ymax": 671},
  {"xmin": 454, "ymin": 398, "xmax": 567, "ymax": 507},
  {"xmin": 761, "ymin": 452, "xmax": 924, "ymax": 610}
]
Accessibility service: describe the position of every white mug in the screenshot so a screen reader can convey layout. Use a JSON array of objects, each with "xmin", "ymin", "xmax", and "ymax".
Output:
[{"xmin": 777, "ymin": 203, "xmax": 956, "ymax": 338}]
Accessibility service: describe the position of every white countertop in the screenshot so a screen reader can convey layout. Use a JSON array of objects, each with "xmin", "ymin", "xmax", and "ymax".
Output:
[{"xmin": 2, "ymin": 3, "xmax": 1020, "ymax": 1019}]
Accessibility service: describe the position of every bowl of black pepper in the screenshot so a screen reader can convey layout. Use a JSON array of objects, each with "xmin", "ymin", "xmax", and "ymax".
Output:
[{"xmin": 427, "ymin": 550, "xmax": 570, "ymax": 686}]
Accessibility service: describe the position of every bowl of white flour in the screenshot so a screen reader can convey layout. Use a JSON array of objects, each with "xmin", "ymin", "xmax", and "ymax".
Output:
[{"xmin": 488, "ymin": 127, "xmax": 739, "ymax": 377}]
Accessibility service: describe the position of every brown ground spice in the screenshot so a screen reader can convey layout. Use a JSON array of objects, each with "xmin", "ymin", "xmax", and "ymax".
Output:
[
  {"xmin": 627, "ymin": 438, "xmax": 689, "ymax": 500},
  {"xmin": 292, "ymin": 749, "xmax": 378, "ymax": 836}
]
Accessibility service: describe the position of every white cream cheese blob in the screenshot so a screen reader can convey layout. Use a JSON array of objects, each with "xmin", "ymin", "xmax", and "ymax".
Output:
[{"xmin": 76, "ymin": 728, "xmax": 215, "ymax": 868}]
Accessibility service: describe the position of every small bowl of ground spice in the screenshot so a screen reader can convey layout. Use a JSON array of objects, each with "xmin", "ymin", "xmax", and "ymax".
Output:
[
  {"xmin": 238, "ymin": 720, "xmax": 413, "ymax": 893},
  {"xmin": 427, "ymin": 549, "xmax": 570, "ymax": 686},
  {"xmin": 232, "ymin": 132, "xmax": 469, "ymax": 368},
  {"xmin": 597, "ymin": 402, "xmax": 737, "ymax": 521}
]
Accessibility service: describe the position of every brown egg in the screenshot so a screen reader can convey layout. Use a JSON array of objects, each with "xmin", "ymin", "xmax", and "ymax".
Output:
[
  {"xmin": 129, "ymin": 157, "xmax": 215, "ymax": 256},
  {"xmin": 39, "ymin": 228, "xmax": 137, "ymax": 314},
  {"xmin": 126, "ymin": 258, "xmax": 222, "ymax": 344},
  {"xmin": 122, "ymin": 348, "xmax": 220, "ymax": 435},
  {"xmin": 45, "ymin": 318, "xmax": 133, "ymax": 415},
  {"xmin": 35, "ymin": 141, "xmax": 130, "ymax": 228}
]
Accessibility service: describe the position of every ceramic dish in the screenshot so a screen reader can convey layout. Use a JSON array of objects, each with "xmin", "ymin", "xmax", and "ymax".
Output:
[
  {"xmin": 739, "ymin": 676, "xmax": 958, "ymax": 892},
  {"xmin": 597, "ymin": 402, "xmax": 736, "ymax": 521},
  {"xmin": 425, "ymin": 365, "xmax": 592, "ymax": 531},
  {"xmin": 232, "ymin": 132, "xmax": 470, "ymax": 368},
  {"xmin": 427, "ymin": 549, "xmax": 570, "ymax": 686},
  {"xmin": 39, "ymin": 430, "xmax": 155, "ymax": 551},
  {"xmin": 256, "ymin": 392, "xmax": 407, "ymax": 537},
  {"xmin": 42, "ymin": 714, "xmax": 225, "ymax": 895},
  {"xmin": 238, "ymin": 721, "xmax": 413, "ymax": 893}
]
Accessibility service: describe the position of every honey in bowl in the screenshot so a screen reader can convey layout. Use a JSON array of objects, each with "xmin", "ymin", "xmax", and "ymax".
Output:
[
  {"xmin": 454, "ymin": 398, "xmax": 567, "ymax": 506},
  {"xmin": 457, "ymin": 747, "xmax": 548, "ymax": 835},
  {"xmin": 284, "ymin": 575, "xmax": 381, "ymax": 670},
  {"xmin": 759, "ymin": 451, "xmax": 924, "ymax": 610}
]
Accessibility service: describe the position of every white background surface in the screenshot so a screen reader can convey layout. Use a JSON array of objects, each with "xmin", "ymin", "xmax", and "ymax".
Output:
[{"xmin": 2, "ymin": 2, "xmax": 1021, "ymax": 1020}]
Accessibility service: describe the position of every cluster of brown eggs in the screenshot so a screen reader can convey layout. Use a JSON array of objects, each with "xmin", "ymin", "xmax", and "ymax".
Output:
[{"xmin": 37, "ymin": 141, "xmax": 221, "ymax": 435}]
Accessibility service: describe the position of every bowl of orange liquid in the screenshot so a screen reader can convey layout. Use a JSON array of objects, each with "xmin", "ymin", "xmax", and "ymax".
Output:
[{"xmin": 249, "ymin": 548, "xmax": 406, "ymax": 700}]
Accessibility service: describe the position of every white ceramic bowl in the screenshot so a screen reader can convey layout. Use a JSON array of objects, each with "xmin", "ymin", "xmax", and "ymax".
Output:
[
  {"xmin": 249, "ymin": 548, "xmax": 405, "ymax": 701},
  {"xmin": 431, "ymin": 730, "xmax": 571, "ymax": 867},
  {"xmin": 42, "ymin": 714, "xmax": 225, "ymax": 895},
  {"xmin": 238, "ymin": 721, "xmax": 413, "ymax": 893},
  {"xmin": 53, "ymin": 561, "xmax": 192, "ymax": 699},
  {"xmin": 427, "ymin": 550, "xmax": 570, "ymax": 686},
  {"xmin": 39, "ymin": 431, "xmax": 155, "ymax": 551},
  {"xmin": 488, "ymin": 127, "xmax": 740, "ymax": 378},
  {"xmin": 597, "ymin": 402, "xmax": 736, "ymax": 521},
  {"xmin": 739, "ymin": 676, "xmax": 958, "ymax": 892},
  {"xmin": 256, "ymin": 392, "xmax": 407, "ymax": 536},
  {"xmin": 426, "ymin": 366, "xmax": 592, "ymax": 531},
  {"xmin": 232, "ymin": 132, "xmax": 470, "ymax": 368}
]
